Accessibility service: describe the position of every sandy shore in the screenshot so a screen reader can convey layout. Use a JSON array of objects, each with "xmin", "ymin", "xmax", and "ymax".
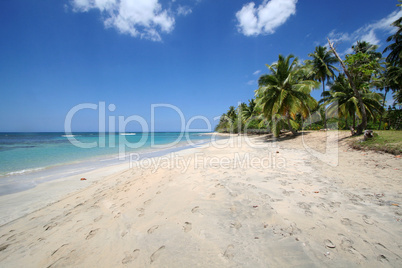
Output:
[{"xmin": 0, "ymin": 131, "xmax": 401, "ymax": 267}]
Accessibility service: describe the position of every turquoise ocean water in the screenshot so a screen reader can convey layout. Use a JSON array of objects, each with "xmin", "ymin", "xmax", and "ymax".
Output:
[{"xmin": 0, "ymin": 132, "xmax": 219, "ymax": 195}]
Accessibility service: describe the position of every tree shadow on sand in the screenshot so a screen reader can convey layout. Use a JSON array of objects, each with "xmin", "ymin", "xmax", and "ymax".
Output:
[{"xmin": 252, "ymin": 131, "xmax": 313, "ymax": 143}]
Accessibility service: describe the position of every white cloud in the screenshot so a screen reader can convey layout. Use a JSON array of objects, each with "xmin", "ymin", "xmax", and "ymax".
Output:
[
  {"xmin": 70, "ymin": 0, "xmax": 175, "ymax": 41},
  {"xmin": 328, "ymin": 30, "xmax": 351, "ymax": 44},
  {"xmin": 177, "ymin": 5, "xmax": 192, "ymax": 16},
  {"xmin": 236, "ymin": 0, "xmax": 298, "ymax": 36},
  {"xmin": 360, "ymin": 29, "xmax": 380, "ymax": 45},
  {"xmin": 328, "ymin": 9, "xmax": 402, "ymax": 52},
  {"xmin": 369, "ymin": 9, "xmax": 402, "ymax": 33},
  {"xmin": 247, "ymin": 79, "xmax": 256, "ymax": 85},
  {"xmin": 253, "ymin": 70, "xmax": 261, "ymax": 76}
]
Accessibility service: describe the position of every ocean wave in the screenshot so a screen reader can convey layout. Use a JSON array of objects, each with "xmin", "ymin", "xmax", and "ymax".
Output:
[
  {"xmin": 3, "ymin": 167, "xmax": 45, "ymax": 177},
  {"xmin": 120, "ymin": 133, "xmax": 136, "ymax": 136},
  {"xmin": 61, "ymin": 134, "xmax": 80, "ymax": 138}
]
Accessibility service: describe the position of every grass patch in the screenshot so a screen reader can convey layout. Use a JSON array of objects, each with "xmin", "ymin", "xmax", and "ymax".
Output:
[{"xmin": 351, "ymin": 130, "xmax": 402, "ymax": 155}]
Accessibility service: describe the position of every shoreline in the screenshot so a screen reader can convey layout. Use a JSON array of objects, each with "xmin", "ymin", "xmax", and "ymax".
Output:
[
  {"xmin": 0, "ymin": 132, "xmax": 216, "ymax": 178},
  {"xmin": 0, "ymin": 139, "xmax": 216, "ymax": 225},
  {"xmin": 0, "ymin": 132, "xmax": 401, "ymax": 266},
  {"xmin": 0, "ymin": 134, "xmax": 219, "ymax": 196}
]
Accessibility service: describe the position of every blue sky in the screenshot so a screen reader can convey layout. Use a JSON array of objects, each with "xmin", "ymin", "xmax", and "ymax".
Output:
[{"xmin": 0, "ymin": 0, "xmax": 400, "ymax": 132}]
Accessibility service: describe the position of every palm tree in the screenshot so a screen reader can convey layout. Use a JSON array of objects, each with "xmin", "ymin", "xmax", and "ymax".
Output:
[
  {"xmin": 328, "ymin": 38, "xmax": 382, "ymax": 135},
  {"xmin": 237, "ymin": 102, "xmax": 247, "ymax": 132},
  {"xmin": 352, "ymin": 41, "xmax": 382, "ymax": 60},
  {"xmin": 242, "ymin": 99, "xmax": 257, "ymax": 121},
  {"xmin": 215, "ymin": 112, "xmax": 231, "ymax": 132},
  {"xmin": 238, "ymin": 102, "xmax": 247, "ymax": 117},
  {"xmin": 383, "ymin": 3, "xmax": 402, "ymax": 66},
  {"xmin": 224, "ymin": 106, "xmax": 237, "ymax": 132},
  {"xmin": 307, "ymin": 46, "xmax": 339, "ymax": 95},
  {"xmin": 227, "ymin": 106, "xmax": 237, "ymax": 122},
  {"xmin": 325, "ymin": 74, "xmax": 384, "ymax": 130},
  {"xmin": 307, "ymin": 46, "xmax": 339, "ymax": 129},
  {"xmin": 256, "ymin": 54, "xmax": 319, "ymax": 137}
]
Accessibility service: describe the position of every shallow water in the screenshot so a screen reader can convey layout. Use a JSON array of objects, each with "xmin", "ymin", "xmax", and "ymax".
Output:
[{"xmin": 0, "ymin": 132, "xmax": 219, "ymax": 195}]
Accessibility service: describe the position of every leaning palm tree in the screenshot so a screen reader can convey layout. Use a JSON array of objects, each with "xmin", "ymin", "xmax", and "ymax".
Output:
[
  {"xmin": 325, "ymin": 74, "xmax": 384, "ymax": 130},
  {"xmin": 256, "ymin": 54, "xmax": 319, "ymax": 137}
]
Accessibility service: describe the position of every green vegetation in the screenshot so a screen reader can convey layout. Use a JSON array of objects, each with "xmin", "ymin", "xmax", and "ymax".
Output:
[
  {"xmin": 256, "ymin": 54, "xmax": 319, "ymax": 137},
  {"xmin": 351, "ymin": 131, "xmax": 402, "ymax": 155},
  {"xmin": 215, "ymin": 1, "xmax": 402, "ymax": 138}
]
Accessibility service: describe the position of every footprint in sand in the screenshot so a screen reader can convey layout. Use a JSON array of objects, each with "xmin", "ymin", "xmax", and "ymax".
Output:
[
  {"xmin": 282, "ymin": 190, "xmax": 294, "ymax": 196},
  {"xmin": 329, "ymin": 201, "xmax": 341, "ymax": 208},
  {"xmin": 150, "ymin": 246, "xmax": 165, "ymax": 263},
  {"xmin": 230, "ymin": 221, "xmax": 242, "ymax": 230},
  {"xmin": 223, "ymin": 244, "xmax": 235, "ymax": 260},
  {"xmin": 297, "ymin": 202, "xmax": 311, "ymax": 210},
  {"xmin": 0, "ymin": 244, "xmax": 10, "ymax": 252},
  {"xmin": 137, "ymin": 208, "xmax": 145, "ymax": 217},
  {"xmin": 144, "ymin": 199, "xmax": 152, "ymax": 206},
  {"xmin": 183, "ymin": 222, "xmax": 192, "ymax": 233},
  {"xmin": 94, "ymin": 215, "xmax": 103, "ymax": 222},
  {"xmin": 229, "ymin": 192, "xmax": 238, "ymax": 197},
  {"xmin": 6, "ymin": 234, "xmax": 16, "ymax": 242},
  {"xmin": 339, "ymin": 236, "xmax": 354, "ymax": 251},
  {"xmin": 191, "ymin": 206, "xmax": 200, "ymax": 213},
  {"xmin": 122, "ymin": 249, "xmax": 140, "ymax": 264},
  {"xmin": 324, "ymin": 239, "xmax": 336, "ymax": 248},
  {"xmin": 120, "ymin": 202, "xmax": 131, "ymax": 208},
  {"xmin": 76, "ymin": 226, "xmax": 86, "ymax": 232},
  {"xmin": 86, "ymin": 228, "xmax": 99, "ymax": 240},
  {"xmin": 209, "ymin": 193, "xmax": 216, "ymax": 199},
  {"xmin": 74, "ymin": 202, "xmax": 84, "ymax": 209},
  {"xmin": 147, "ymin": 225, "xmax": 159, "ymax": 234},
  {"xmin": 362, "ymin": 215, "xmax": 374, "ymax": 225},
  {"xmin": 341, "ymin": 218, "xmax": 352, "ymax": 226},
  {"xmin": 377, "ymin": 254, "xmax": 388, "ymax": 262},
  {"xmin": 44, "ymin": 222, "xmax": 57, "ymax": 231},
  {"xmin": 51, "ymin": 244, "xmax": 69, "ymax": 256}
]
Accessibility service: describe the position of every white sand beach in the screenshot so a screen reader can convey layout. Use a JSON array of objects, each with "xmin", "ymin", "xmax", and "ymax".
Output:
[{"xmin": 0, "ymin": 131, "xmax": 401, "ymax": 267}]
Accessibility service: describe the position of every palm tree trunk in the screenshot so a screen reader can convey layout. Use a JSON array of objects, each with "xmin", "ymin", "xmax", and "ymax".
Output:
[
  {"xmin": 378, "ymin": 88, "xmax": 388, "ymax": 130},
  {"xmin": 287, "ymin": 116, "xmax": 297, "ymax": 135},
  {"xmin": 322, "ymin": 79, "xmax": 327, "ymax": 129}
]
